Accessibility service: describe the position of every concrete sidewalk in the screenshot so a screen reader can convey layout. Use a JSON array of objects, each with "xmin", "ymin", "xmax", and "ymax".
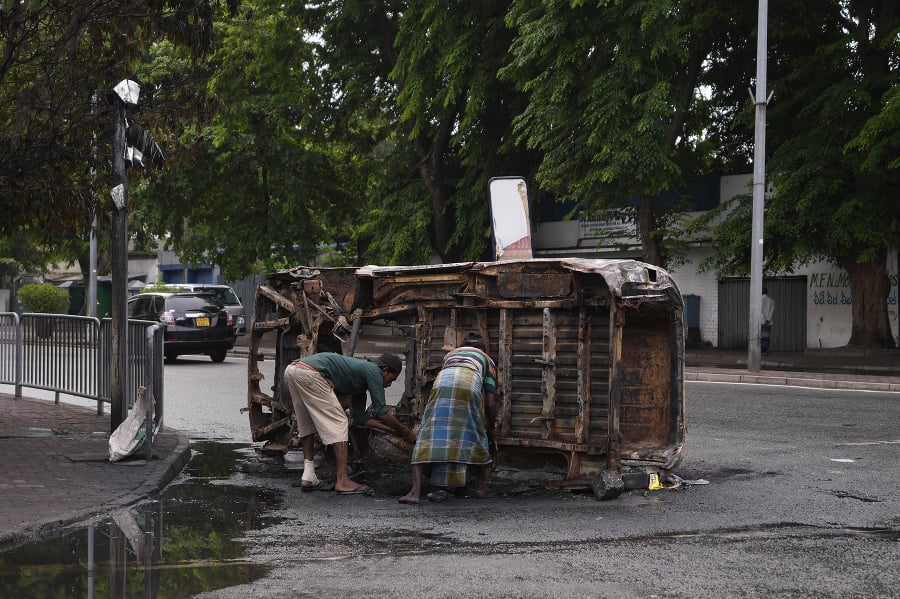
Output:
[{"xmin": 1, "ymin": 342, "xmax": 898, "ymax": 551}]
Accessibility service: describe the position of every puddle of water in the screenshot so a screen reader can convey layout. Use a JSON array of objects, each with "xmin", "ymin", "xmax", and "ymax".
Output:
[
  {"xmin": 0, "ymin": 442, "xmax": 284, "ymax": 599},
  {"xmin": 187, "ymin": 440, "xmax": 251, "ymax": 478}
]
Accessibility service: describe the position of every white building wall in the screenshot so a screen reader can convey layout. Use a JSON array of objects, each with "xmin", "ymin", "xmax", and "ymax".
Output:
[
  {"xmin": 128, "ymin": 255, "xmax": 159, "ymax": 284},
  {"xmin": 669, "ymin": 247, "xmax": 719, "ymax": 346},
  {"xmin": 719, "ymin": 173, "xmax": 754, "ymax": 205},
  {"xmin": 670, "ymin": 252, "xmax": 899, "ymax": 350}
]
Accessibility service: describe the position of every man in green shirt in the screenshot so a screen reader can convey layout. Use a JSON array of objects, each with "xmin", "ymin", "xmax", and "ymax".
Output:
[{"xmin": 284, "ymin": 352, "xmax": 411, "ymax": 494}]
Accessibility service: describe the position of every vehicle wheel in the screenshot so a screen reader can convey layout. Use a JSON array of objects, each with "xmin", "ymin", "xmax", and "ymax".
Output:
[
  {"xmin": 210, "ymin": 350, "xmax": 227, "ymax": 363},
  {"xmin": 165, "ymin": 353, "xmax": 177, "ymax": 364}
]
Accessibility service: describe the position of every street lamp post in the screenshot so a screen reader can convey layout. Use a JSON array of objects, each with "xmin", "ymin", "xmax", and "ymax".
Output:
[{"xmin": 748, "ymin": 0, "xmax": 769, "ymax": 372}]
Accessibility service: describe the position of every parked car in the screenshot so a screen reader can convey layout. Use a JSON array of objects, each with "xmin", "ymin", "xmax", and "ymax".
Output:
[
  {"xmin": 127, "ymin": 292, "xmax": 235, "ymax": 363},
  {"xmin": 168, "ymin": 284, "xmax": 246, "ymax": 337}
]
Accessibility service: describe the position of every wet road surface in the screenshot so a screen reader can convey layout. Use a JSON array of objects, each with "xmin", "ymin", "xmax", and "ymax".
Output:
[{"xmin": 3, "ymin": 370, "xmax": 900, "ymax": 598}]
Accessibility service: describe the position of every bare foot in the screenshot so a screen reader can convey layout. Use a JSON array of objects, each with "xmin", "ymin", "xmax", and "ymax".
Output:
[{"xmin": 398, "ymin": 494, "xmax": 420, "ymax": 505}]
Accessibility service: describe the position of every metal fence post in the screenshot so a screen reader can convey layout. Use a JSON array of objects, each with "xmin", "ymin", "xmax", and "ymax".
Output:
[{"xmin": 144, "ymin": 324, "xmax": 160, "ymax": 462}]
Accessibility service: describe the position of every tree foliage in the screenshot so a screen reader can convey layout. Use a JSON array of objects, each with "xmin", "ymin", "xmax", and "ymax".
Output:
[
  {"xmin": 501, "ymin": 0, "xmax": 746, "ymax": 268},
  {"xmin": 3, "ymin": 1, "xmax": 899, "ymax": 347},
  {"xmin": 314, "ymin": 1, "xmax": 541, "ymax": 265},
  {"xmin": 133, "ymin": 1, "xmax": 367, "ymax": 279},
  {"xmin": 0, "ymin": 1, "xmax": 232, "ymax": 243},
  {"xmin": 138, "ymin": 1, "xmax": 538, "ymax": 270},
  {"xmin": 0, "ymin": 0, "xmax": 235, "ymax": 290}
]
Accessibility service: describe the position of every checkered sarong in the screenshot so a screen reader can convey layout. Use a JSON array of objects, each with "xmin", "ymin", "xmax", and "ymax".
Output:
[{"xmin": 411, "ymin": 366, "xmax": 491, "ymax": 487}]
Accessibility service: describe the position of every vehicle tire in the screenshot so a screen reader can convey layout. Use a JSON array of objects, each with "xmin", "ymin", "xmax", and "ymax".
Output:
[
  {"xmin": 210, "ymin": 350, "xmax": 227, "ymax": 363},
  {"xmin": 165, "ymin": 353, "xmax": 177, "ymax": 364}
]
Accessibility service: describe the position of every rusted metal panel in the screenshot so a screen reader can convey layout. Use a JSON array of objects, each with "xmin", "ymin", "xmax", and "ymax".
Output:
[
  {"xmin": 498, "ymin": 309, "xmax": 513, "ymax": 436},
  {"xmin": 372, "ymin": 273, "xmax": 467, "ymax": 306},
  {"xmin": 246, "ymin": 258, "xmax": 685, "ymax": 493},
  {"xmin": 607, "ymin": 306, "xmax": 624, "ymax": 471},
  {"xmin": 498, "ymin": 272, "xmax": 572, "ymax": 298},
  {"xmin": 539, "ymin": 308, "xmax": 557, "ymax": 440},
  {"xmin": 575, "ymin": 307, "xmax": 590, "ymax": 444},
  {"xmin": 618, "ymin": 303, "xmax": 675, "ymax": 458}
]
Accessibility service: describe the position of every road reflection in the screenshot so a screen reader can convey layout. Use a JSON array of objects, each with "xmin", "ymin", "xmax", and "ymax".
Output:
[{"xmin": 0, "ymin": 441, "xmax": 283, "ymax": 599}]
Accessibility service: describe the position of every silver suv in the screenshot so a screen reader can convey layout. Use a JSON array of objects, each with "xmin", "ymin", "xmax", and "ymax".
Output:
[{"xmin": 169, "ymin": 284, "xmax": 246, "ymax": 337}]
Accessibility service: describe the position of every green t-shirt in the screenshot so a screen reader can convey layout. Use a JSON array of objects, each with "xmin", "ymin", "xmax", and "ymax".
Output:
[{"xmin": 295, "ymin": 353, "xmax": 388, "ymax": 425}]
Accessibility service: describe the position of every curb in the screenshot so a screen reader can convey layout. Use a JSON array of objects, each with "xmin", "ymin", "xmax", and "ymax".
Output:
[
  {"xmin": 129, "ymin": 428, "xmax": 193, "ymax": 501},
  {"xmin": 685, "ymin": 371, "xmax": 900, "ymax": 393}
]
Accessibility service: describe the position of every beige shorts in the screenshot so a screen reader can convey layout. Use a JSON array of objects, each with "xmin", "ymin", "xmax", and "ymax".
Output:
[{"xmin": 284, "ymin": 363, "xmax": 349, "ymax": 445}]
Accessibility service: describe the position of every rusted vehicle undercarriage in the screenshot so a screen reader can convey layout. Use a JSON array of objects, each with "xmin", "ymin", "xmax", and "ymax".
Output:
[{"xmin": 246, "ymin": 258, "xmax": 685, "ymax": 497}]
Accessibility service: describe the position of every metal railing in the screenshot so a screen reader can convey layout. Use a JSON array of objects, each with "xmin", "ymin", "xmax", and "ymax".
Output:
[
  {"xmin": 18, "ymin": 313, "xmax": 101, "ymax": 403},
  {"xmin": 0, "ymin": 313, "xmax": 164, "ymax": 456}
]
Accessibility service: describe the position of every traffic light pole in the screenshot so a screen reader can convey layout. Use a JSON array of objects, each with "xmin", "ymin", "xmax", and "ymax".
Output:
[{"xmin": 110, "ymin": 95, "xmax": 129, "ymax": 432}]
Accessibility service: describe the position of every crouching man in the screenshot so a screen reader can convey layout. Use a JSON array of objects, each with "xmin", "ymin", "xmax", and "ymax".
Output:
[{"xmin": 284, "ymin": 352, "xmax": 411, "ymax": 495}]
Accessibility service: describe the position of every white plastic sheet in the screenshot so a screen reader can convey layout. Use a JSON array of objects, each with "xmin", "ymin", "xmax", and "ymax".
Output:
[{"xmin": 108, "ymin": 387, "xmax": 154, "ymax": 462}]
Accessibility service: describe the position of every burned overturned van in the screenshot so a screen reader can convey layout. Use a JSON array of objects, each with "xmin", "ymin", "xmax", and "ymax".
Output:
[{"xmin": 246, "ymin": 258, "xmax": 685, "ymax": 498}]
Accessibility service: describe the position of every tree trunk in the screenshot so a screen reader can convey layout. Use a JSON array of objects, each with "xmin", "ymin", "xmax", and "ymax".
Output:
[
  {"xmin": 414, "ymin": 136, "xmax": 453, "ymax": 261},
  {"xmin": 369, "ymin": 1, "xmax": 458, "ymax": 262},
  {"xmin": 843, "ymin": 252, "xmax": 895, "ymax": 348},
  {"xmin": 638, "ymin": 195, "xmax": 664, "ymax": 267}
]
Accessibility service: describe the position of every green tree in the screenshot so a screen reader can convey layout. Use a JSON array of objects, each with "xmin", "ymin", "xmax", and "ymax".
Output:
[
  {"xmin": 0, "ymin": 1, "xmax": 231, "ymax": 242},
  {"xmin": 134, "ymin": 1, "xmax": 365, "ymax": 278},
  {"xmin": 501, "ymin": 0, "xmax": 741, "ymax": 268},
  {"xmin": 0, "ymin": 0, "xmax": 235, "ymax": 298},
  {"xmin": 320, "ymin": 1, "xmax": 540, "ymax": 264},
  {"xmin": 700, "ymin": 0, "xmax": 899, "ymax": 348},
  {"xmin": 101, "ymin": 3, "xmax": 554, "ymax": 270}
]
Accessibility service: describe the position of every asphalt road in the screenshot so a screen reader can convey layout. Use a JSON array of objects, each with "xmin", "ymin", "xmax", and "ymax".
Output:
[
  {"xmin": 161, "ymin": 353, "xmax": 256, "ymax": 441},
  {"xmin": 175, "ymin": 379, "xmax": 900, "ymax": 599}
]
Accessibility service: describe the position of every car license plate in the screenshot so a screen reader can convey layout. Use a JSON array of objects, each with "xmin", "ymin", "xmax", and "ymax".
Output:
[{"xmin": 195, "ymin": 317, "xmax": 210, "ymax": 327}]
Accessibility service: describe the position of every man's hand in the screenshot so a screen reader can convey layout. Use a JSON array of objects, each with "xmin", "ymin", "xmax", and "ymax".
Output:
[
  {"xmin": 374, "ymin": 411, "xmax": 417, "ymax": 444},
  {"xmin": 362, "ymin": 418, "xmax": 395, "ymax": 435}
]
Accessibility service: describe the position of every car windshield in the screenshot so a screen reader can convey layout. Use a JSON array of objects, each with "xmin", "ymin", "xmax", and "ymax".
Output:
[
  {"xmin": 167, "ymin": 296, "xmax": 221, "ymax": 313},
  {"xmin": 207, "ymin": 287, "xmax": 240, "ymax": 305}
]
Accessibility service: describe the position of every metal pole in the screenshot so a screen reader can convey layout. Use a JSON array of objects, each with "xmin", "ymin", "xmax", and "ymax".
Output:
[
  {"xmin": 89, "ymin": 214, "xmax": 97, "ymax": 318},
  {"xmin": 89, "ymin": 92, "xmax": 99, "ymax": 321},
  {"xmin": 90, "ymin": 216, "xmax": 104, "ymax": 416},
  {"xmin": 110, "ymin": 97, "xmax": 129, "ymax": 431},
  {"xmin": 748, "ymin": 0, "xmax": 769, "ymax": 372}
]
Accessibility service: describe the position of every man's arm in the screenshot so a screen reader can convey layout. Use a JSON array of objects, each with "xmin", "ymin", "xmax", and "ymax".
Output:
[
  {"xmin": 376, "ymin": 411, "xmax": 417, "ymax": 444},
  {"xmin": 361, "ymin": 410, "xmax": 417, "ymax": 444}
]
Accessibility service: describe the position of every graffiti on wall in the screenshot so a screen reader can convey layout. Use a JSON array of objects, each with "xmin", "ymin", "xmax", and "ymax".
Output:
[{"xmin": 809, "ymin": 272, "xmax": 898, "ymax": 308}]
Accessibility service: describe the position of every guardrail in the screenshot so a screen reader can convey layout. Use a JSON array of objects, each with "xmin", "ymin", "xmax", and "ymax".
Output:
[{"xmin": 0, "ymin": 312, "xmax": 164, "ymax": 458}]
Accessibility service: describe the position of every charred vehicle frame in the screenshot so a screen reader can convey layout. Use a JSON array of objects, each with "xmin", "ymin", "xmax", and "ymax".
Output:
[{"xmin": 245, "ymin": 258, "xmax": 686, "ymax": 498}]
